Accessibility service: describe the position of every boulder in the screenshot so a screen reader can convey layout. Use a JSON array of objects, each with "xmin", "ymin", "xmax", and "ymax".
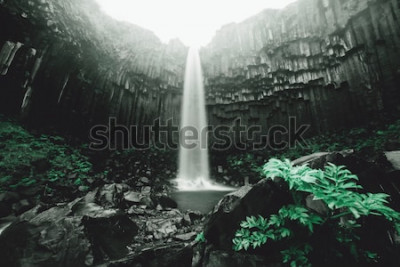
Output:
[
  {"xmin": 203, "ymin": 179, "xmax": 291, "ymax": 250},
  {"xmin": 0, "ymin": 202, "xmax": 93, "ymax": 267},
  {"xmin": 95, "ymin": 183, "xmax": 130, "ymax": 208},
  {"xmin": 123, "ymin": 191, "xmax": 142, "ymax": 204},
  {"xmin": 173, "ymin": 232, "xmax": 197, "ymax": 242},
  {"xmin": 83, "ymin": 208, "xmax": 138, "ymax": 262},
  {"xmin": 0, "ymin": 195, "xmax": 138, "ymax": 266},
  {"xmin": 292, "ymin": 150, "xmax": 400, "ymax": 203},
  {"xmin": 305, "ymin": 194, "xmax": 328, "ymax": 215},
  {"xmin": 292, "ymin": 150, "xmax": 354, "ymax": 169},
  {"xmin": 385, "ymin": 151, "xmax": 400, "ymax": 171},
  {"xmin": 186, "ymin": 210, "xmax": 203, "ymax": 223},
  {"xmin": 155, "ymin": 195, "xmax": 178, "ymax": 209}
]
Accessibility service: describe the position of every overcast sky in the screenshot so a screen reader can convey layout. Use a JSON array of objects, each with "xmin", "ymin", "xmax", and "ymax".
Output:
[{"xmin": 95, "ymin": 0, "xmax": 298, "ymax": 46}]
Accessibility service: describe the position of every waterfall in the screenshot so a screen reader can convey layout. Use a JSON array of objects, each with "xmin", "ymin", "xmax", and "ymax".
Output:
[{"xmin": 175, "ymin": 47, "xmax": 231, "ymax": 191}]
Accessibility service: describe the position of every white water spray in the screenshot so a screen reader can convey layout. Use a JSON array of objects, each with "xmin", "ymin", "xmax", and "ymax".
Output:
[{"xmin": 175, "ymin": 47, "xmax": 232, "ymax": 191}]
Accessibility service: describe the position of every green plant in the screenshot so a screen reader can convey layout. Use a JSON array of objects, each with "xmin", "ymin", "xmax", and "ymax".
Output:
[
  {"xmin": 226, "ymin": 153, "xmax": 264, "ymax": 183},
  {"xmin": 0, "ymin": 120, "xmax": 95, "ymax": 192},
  {"xmin": 233, "ymin": 159, "xmax": 400, "ymax": 265},
  {"xmin": 281, "ymin": 244, "xmax": 313, "ymax": 267},
  {"xmin": 195, "ymin": 231, "xmax": 206, "ymax": 243}
]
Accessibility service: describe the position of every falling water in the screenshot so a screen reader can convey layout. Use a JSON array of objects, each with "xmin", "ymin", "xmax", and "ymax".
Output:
[{"xmin": 175, "ymin": 47, "xmax": 232, "ymax": 191}]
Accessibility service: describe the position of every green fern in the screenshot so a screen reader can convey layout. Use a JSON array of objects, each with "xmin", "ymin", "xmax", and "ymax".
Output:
[{"xmin": 233, "ymin": 159, "xmax": 400, "ymax": 265}]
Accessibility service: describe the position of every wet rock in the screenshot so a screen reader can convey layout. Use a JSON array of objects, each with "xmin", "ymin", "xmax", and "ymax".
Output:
[
  {"xmin": 106, "ymin": 243, "xmax": 193, "ymax": 267},
  {"xmin": 83, "ymin": 208, "xmax": 139, "ymax": 262},
  {"xmin": 204, "ymin": 179, "xmax": 291, "ymax": 250},
  {"xmin": 146, "ymin": 219, "xmax": 179, "ymax": 240},
  {"xmin": 165, "ymin": 209, "xmax": 182, "ymax": 217},
  {"xmin": 96, "ymin": 183, "xmax": 130, "ymax": 208},
  {"xmin": 12, "ymin": 199, "xmax": 33, "ymax": 215},
  {"xmin": 155, "ymin": 195, "xmax": 178, "ymax": 209},
  {"xmin": 141, "ymin": 186, "xmax": 151, "ymax": 195},
  {"xmin": 384, "ymin": 151, "xmax": 400, "ymax": 171},
  {"xmin": 138, "ymin": 177, "xmax": 150, "ymax": 185},
  {"xmin": 0, "ymin": 203, "xmax": 93, "ymax": 267},
  {"xmin": 123, "ymin": 191, "xmax": 142, "ymax": 204},
  {"xmin": 173, "ymin": 231, "xmax": 197, "ymax": 242},
  {"xmin": 305, "ymin": 194, "xmax": 328, "ymax": 215},
  {"xmin": 0, "ymin": 196, "xmax": 139, "ymax": 266},
  {"xmin": 140, "ymin": 196, "xmax": 154, "ymax": 208},
  {"xmin": 292, "ymin": 150, "xmax": 354, "ymax": 169},
  {"xmin": 292, "ymin": 152, "xmax": 330, "ymax": 167},
  {"xmin": 127, "ymin": 206, "xmax": 145, "ymax": 216},
  {"xmin": 384, "ymin": 140, "xmax": 400, "ymax": 151},
  {"xmin": 182, "ymin": 213, "xmax": 192, "ymax": 226},
  {"xmin": 0, "ymin": 216, "xmax": 15, "ymax": 235},
  {"xmin": 187, "ymin": 210, "xmax": 204, "ymax": 222}
]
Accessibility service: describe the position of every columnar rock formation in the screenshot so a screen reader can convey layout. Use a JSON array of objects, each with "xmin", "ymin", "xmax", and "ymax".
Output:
[
  {"xmin": 1, "ymin": 0, "xmax": 399, "ymax": 142},
  {"xmin": 0, "ymin": 0, "xmax": 187, "ymax": 135},
  {"xmin": 202, "ymin": 0, "xmax": 400, "ymax": 137}
]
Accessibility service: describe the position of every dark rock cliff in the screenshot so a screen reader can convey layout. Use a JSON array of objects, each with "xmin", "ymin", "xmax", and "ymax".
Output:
[
  {"xmin": 0, "ymin": 0, "xmax": 187, "ymax": 135},
  {"xmin": 1, "ymin": 0, "xmax": 399, "ymax": 142},
  {"xmin": 201, "ymin": 0, "xmax": 400, "ymax": 137}
]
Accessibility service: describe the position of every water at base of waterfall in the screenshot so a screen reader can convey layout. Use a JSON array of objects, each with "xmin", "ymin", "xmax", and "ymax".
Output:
[{"xmin": 174, "ymin": 176, "xmax": 234, "ymax": 191}]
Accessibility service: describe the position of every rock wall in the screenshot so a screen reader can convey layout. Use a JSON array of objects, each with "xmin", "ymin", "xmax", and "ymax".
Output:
[
  {"xmin": 202, "ymin": 0, "xmax": 400, "ymax": 136},
  {"xmin": 0, "ymin": 0, "xmax": 187, "ymax": 136},
  {"xmin": 1, "ymin": 0, "xmax": 400, "ymax": 143}
]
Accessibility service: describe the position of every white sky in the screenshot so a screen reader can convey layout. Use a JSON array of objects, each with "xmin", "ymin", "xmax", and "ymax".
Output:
[{"xmin": 94, "ymin": 0, "xmax": 298, "ymax": 47}]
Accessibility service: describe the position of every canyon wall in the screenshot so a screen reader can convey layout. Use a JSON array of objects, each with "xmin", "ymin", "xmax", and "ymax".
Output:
[
  {"xmin": 1, "ymin": 0, "xmax": 400, "ymax": 144},
  {"xmin": 202, "ymin": 0, "xmax": 400, "ymax": 139},
  {"xmin": 0, "ymin": 0, "xmax": 187, "ymax": 136}
]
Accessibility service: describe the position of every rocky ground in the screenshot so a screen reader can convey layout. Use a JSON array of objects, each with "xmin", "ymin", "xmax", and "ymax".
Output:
[
  {"xmin": 1, "ymin": 116, "xmax": 400, "ymax": 266},
  {"xmin": 1, "ymin": 149, "xmax": 400, "ymax": 266},
  {"xmin": 0, "ymin": 181, "xmax": 205, "ymax": 266}
]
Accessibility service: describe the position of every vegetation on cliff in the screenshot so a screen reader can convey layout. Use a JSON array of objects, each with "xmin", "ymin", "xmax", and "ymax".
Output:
[{"xmin": 220, "ymin": 119, "xmax": 400, "ymax": 185}]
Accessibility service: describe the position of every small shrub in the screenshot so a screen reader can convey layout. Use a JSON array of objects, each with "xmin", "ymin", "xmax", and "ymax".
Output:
[
  {"xmin": 233, "ymin": 159, "xmax": 400, "ymax": 266},
  {"xmin": 195, "ymin": 232, "xmax": 206, "ymax": 243},
  {"xmin": 0, "ymin": 120, "xmax": 95, "ymax": 192}
]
